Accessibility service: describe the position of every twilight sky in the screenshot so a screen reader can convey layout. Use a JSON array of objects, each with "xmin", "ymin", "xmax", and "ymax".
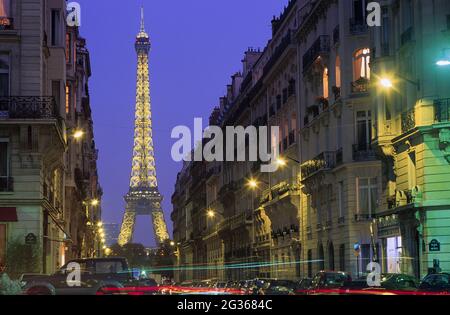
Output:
[{"xmin": 76, "ymin": 0, "xmax": 289, "ymax": 246}]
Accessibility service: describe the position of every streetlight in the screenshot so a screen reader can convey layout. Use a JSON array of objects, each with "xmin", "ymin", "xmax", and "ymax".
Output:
[
  {"xmin": 436, "ymin": 49, "xmax": 450, "ymax": 66},
  {"xmin": 97, "ymin": 221, "xmax": 103, "ymax": 228},
  {"xmin": 71, "ymin": 129, "xmax": 84, "ymax": 140},
  {"xmin": 90, "ymin": 199, "xmax": 99, "ymax": 206},
  {"xmin": 379, "ymin": 73, "xmax": 420, "ymax": 90},
  {"xmin": 207, "ymin": 209, "xmax": 216, "ymax": 218},
  {"xmin": 380, "ymin": 78, "xmax": 394, "ymax": 89}
]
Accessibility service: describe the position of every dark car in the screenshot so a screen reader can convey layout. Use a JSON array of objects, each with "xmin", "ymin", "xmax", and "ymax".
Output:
[
  {"xmin": 340, "ymin": 274, "xmax": 417, "ymax": 295},
  {"xmin": 295, "ymin": 278, "xmax": 312, "ymax": 295},
  {"xmin": 308, "ymin": 271, "xmax": 352, "ymax": 295},
  {"xmin": 419, "ymin": 273, "xmax": 450, "ymax": 293},
  {"xmin": 23, "ymin": 257, "xmax": 154, "ymax": 295},
  {"xmin": 378, "ymin": 273, "xmax": 418, "ymax": 291},
  {"xmin": 262, "ymin": 279, "xmax": 297, "ymax": 295}
]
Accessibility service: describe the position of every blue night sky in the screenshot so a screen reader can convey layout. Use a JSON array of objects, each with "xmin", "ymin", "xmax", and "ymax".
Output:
[{"xmin": 76, "ymin": 0, "xmax": 289, "ymax": 246}]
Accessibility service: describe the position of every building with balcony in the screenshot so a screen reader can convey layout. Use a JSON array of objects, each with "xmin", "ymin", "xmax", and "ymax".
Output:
[
  {"xmin": 371, "ymin": 0, "xmax": 450, "ymax": 277},
  {"xmin": 295, "ymin": 0, "xmax": 382, "ymax": 278},
  {"xmin": 0, "ymin": 0, "xmax": 101, "ymax": 275}
]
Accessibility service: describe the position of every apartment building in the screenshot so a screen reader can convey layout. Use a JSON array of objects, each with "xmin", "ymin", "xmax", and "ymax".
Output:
[{"xmin": 0, "ymin": 0, "xmax": 101, "ymax": 275}]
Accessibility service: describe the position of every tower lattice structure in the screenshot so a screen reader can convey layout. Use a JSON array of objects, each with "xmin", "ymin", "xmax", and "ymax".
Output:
[{"xmin": 118, "ymin": 8, "xmax": 169, "ymax": 246}]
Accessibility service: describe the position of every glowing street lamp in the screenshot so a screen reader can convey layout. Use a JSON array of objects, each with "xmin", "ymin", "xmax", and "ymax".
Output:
[
  {"xmin": 207, "ymin": 209, "xmax": 216, "ymax": 218},
  {"xmin": 169, "ymin": 241, "xmax": 175, "ymax": 247},
  {"xmin": 436, "ymin": 49, "xmax": 450, "ymax": 67},
  {"xmin": 72, "ymin": 129, "xmax": 84, "ymax": 140},
  {"xmin": 276, "ymin": 158, "xmax": 287, "ymax": 167},
  {"xmin": 380, "ymin": 78, "xmax": 394, "ymax": 89},
  {"xmin": 247, "ymin": 178, "xmax": 259, "ymax": 189},
  {"xmin": 90, "ymin": 199, "xmax": 99, "ymax": 206}
]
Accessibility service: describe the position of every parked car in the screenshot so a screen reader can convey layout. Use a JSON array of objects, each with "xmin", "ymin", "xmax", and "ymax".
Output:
[
  {"xmin": 378, "ymin": 273, "xmax": 418, "ymax": 291},
  {"xmin": 295, "ymin": 278, "xmax": 312, "ymax": 295},
  {"xmin": 418, "ymin": 273, "xmax": 450, "ymax": 293},
  {"xmin": 308, "ymin": 271, "xmax": 351, "ymax": 295},
  {"xmin": 23, "ymin": 257, "xmax": 156, "ymax": 295},
  {"xmin": 262, "ymin": 279, "xmax": 297, "ymax": 295}
]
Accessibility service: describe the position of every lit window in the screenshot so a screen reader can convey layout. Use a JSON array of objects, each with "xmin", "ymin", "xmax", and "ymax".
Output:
[
  {"xmin": 335, "ymin": 56, "xmax": 341, "ymax": 88},
  {"xmin": 65, "ymin": 84, "xmax": 70, "ymax": 114},
  {"xmin": 353, "ymin": 48, "xmax": 371, "ymax": 81},
  {"xmin": 66, "ymin": 33, "xmax": 72, "ymax": 63},
  {"xmin": 357, "ymin": 177, "xmax": 378, "ymax": 215},
  {"xmin": 323, "ymin": 67, "xmax": 329, "ymax": 99},
  {"xmin": 0, "ymin": 0, "xmax": 10, "ymax": 17}
]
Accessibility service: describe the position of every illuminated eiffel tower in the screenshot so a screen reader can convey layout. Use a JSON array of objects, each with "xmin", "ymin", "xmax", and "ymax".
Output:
[{"xmin": 118, "ymin": 8, "xmax": 169, "ymax": 246}]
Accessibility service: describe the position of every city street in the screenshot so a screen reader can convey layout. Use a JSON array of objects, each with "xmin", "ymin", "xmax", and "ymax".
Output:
[{"xmin": 1, "ymin": 0, "xmax": 450, "ymax": 298}]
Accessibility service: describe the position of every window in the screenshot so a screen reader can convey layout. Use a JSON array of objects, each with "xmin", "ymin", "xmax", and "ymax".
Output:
[
  {"xmin": 356, "ymin": 110, "xmax": 372, "ymax": 151},
  {"xmin": 335, "ymin": 56, "xmax": 341, "ymax": 88},
  {"xmin": 0, "ymin": 140, "xmax": 11, "ymax": 192},
  {"xmin": 408, "ymin": 152, "xmax": 417, "ymax": 189},
  {"xmin": 0, "ymin": 53, "xmax": 9, "ymax": 97},
  {"xmin": 353, "ymin": 48, "xmax": 371, "ymax": 81},
  {"xmin": 65, "ymin": 84, "xmax": 71, "ymax": 114},
  {"xmin": 0, "ymin": 141, "xmax": 8, "ymax": 179},
  {"xmin": 51, "ymin": 10, "xmax": 61, "ymax": 46},
  {"xmin": 402, "ymin": 0, "xmax": 413, "ymax": 31},
  {"xmin": 66, "ymin": 33, "xmax": 72, "ymax": 63},
  {"xmin": 322, "ymin": 68, "xmax": 329, "ymax": 99},
  {"xmin": 338, "ymin": 181, "xmax": 345, "ymax": 218},
  {"xmin": 52, "ymin": 80, "xmax": 61, "ymax": 111},
  {"xmin": 0, "ymin": 224, "xmax": 5, "ymax": 269},
  {"xmin": 318, "ymin": 244, "xmax": 325, "ymax": 270},
  {"xmin": 339, "ymin": 244, "xmax": 345, "ymax": 271},
  {"xmin": 307, "ymin": 249, "xmax": 313, "ymax": 278},
  {"xmin": 0, "ymin": 0, "xmax": 10, "ymax": 17},
  {"xmin": 353, "ymin": 0, "xmax": 367, "ymax": 24},
  {"xmin": 357, "ymin": 177, "xmax": 378, "ymax": 216},
  {"xmin": 95, "ymin": 260, "xmax": 126, "ymax": 274},
  {"xmin": 381, "ymin": 7, "xmax": 390, "ymax": 55},
  {"xmin": 328, "ymin": 242, "xmax": 335, "ymax": 271}
]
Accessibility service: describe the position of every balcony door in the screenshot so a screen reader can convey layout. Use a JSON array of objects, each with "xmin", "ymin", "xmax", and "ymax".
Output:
[
  {"xmin": 356, "ymin": 110, "xmax": 372, "ymax": 151},
  {"xmin": 353, "ymin": 0, "xmax": 367, "ymax": 24},
  {"xmin": 0, "ymin": 141, "xmax": 9, "ymax": 191},
  {"xmin": 0, "ymin": 53, "xmax": 9, "ymax": 97}
]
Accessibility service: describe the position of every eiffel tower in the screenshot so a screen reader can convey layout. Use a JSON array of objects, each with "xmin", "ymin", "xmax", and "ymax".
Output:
[{"xmin": 118, "ymin": 8, "xmax": 170, "ymax": 246}]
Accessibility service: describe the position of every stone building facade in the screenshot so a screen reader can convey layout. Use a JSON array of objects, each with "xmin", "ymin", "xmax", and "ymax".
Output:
[
  {"xmin": 171, "ymin": 0, "xmax": 450, "ymax": 282},
  {"xmin": 0, "ymin": 0, "xmax": 102, "ymax": 275}
]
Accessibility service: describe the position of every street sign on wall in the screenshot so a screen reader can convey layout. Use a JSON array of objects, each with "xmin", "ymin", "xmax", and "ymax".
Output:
[{"xmin": 429, "ymin": 239, "xmax": 441, "ymax": 252}]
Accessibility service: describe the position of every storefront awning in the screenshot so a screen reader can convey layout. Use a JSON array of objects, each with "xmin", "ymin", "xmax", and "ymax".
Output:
[{"xmin": 0, "ymin": 207, "xmax": 18, "ymax": 222}]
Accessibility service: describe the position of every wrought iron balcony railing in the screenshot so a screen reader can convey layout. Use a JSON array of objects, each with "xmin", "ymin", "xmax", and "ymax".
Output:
[
  {"xmin": 0, "ymin": 177, "xmax": 13, "ymax": 192},
  {"xmin": 263, "ymin": 31, "xmax": 292, "ymax": 76},
  {"xmin": 354, "ymin": 213, "xmax": 374, "ymax": 222},
  {"xmin": 300, "ymin": 151, "xmax": 336, "ymax": 180},
  {"xmin": 401, "ymin": 108, "xmax": 416, "ymax": 133},
  {"xmin": 0, "ymin": 17, "xmax": 13, "ymax": 30},
  {"xmin": 352, "ymin": 144, "xmax": 376, "ymax": 161},
  {"xmin": 349, "ymin": 18, "xmax": 368, "ymax": 35},
  {"xmin": 0, "ymin": 96, "xmax": 58, "ymax": 119},
  {"xmin": 302, "ymin": 35, "xmax": 330, "ymax": 73},
  {"xmin": 350, "ymin": 78, "xmax": 370, "ymax": 94},
  {"xmin": 434, "ymin": 98, "xmax": 450, "ymax": 122}
]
